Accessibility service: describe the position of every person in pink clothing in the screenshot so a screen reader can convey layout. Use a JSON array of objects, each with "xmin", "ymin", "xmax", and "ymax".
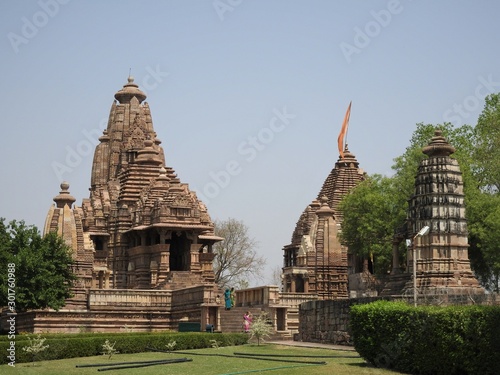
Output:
[{"xmin": 243, "ymin": 311, "xmax": 252, "ymax": 333}]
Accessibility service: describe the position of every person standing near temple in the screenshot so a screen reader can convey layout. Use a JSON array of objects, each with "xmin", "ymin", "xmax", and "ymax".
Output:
[
  {"xmin": 224, "ymin": 288, "xmax": 232, "ymax": 310},
  {"xmin": 243, "ymin": 311, "xmax": 252, "ymax": 333},
  {"xmin": 230, "ymin": 287, "xmax": 235, "ymax": 308}
]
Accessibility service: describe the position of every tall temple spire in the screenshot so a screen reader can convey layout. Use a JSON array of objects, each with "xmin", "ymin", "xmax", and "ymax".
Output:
[
  {"xmin": 401, "ymin": 129, "xmax": 483, "ymax": 297},
  {"xmin": 282, "ymin": 114, "xmax": 364, "ymax": 299}
]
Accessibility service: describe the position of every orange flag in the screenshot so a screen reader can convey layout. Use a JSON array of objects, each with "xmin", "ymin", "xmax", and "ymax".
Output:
[{"xmin": 337, "ymin": 101, "xmax": 351, "ymax": 159}]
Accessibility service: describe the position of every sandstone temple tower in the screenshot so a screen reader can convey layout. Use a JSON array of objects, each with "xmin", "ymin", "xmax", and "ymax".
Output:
[
  {"xmin": 402, "ymin": 130, "xmax": 483, "ymax": 296},
  {"xmin": 44, "ymin": 77, "xmax": 222, "ymax": 297},
  {"xmin": 282, "ymin": 146, "xmax": 365, "ymax": 299}
]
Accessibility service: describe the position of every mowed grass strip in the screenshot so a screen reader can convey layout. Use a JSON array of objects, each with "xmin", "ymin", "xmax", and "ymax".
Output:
[{"xmin": 1, "ymin": 344, "xmax": 404, "ymax": 375}]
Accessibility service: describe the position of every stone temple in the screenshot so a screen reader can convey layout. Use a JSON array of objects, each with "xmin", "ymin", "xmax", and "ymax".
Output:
[
  {"xmin": 11, "ymin": 77, "xmax": 228, "ymax": 332},
  {"xmin": 401, "ymin": 130, "xmax": 483, "ymax": 296},
  {"xmin": 282, "ymin": 146, "xmax": 366, "ymax": 299},
  {"xmin": 45, "ymin": 76, "xmax": 223, "ymax": 297},
  {"xmin": 382, "ymin": 130, "xmax": 484, "ymax": 298}
]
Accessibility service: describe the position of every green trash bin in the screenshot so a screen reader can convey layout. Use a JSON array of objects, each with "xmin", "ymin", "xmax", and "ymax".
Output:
[{"xmin": 178, "ymin": 322, "xmax": 201, "ymax": 332}]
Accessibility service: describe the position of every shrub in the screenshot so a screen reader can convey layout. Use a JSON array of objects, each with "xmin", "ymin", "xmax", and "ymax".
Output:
[
  {"xmin": 101, "ymin": 339, "xmax": 118, "ymax": 359},
  {"xmin": 249, "ymin": 312, "xmax": 272, "ymax": 345},
  {"xmin": 350, "ymin": 300, "xmax": 500, "ymax": 375},
  {"xmin": 22, "ymin": 334, "xmax": 49, "ymax": 366}
]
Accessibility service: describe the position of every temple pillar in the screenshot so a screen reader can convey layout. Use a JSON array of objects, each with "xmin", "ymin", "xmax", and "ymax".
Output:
[
  {"xmin": 190, "ymin": 244, "xmax": 201, "ymax": 272},
  {"xmin": 157, "ymin": 244, "xmax": 170, "ymax": 284}
]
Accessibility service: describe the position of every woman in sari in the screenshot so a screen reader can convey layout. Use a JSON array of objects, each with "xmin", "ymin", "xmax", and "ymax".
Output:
[
  {"xmin": 224, "ymin": 288, "xmax": 232, "ymax": 310},
  {"xmin": 243, "ymin": 312, "xmax": 252, "ymax": 333},
  {"xmin": 230, "ymin": 287, "xmax": 235, "ymax": 307}
]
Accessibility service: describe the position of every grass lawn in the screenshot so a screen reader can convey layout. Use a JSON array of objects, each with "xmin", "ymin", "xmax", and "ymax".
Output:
[{"xmin": 2, "ymin": 344, "xmax": 404, "ymax": 375}]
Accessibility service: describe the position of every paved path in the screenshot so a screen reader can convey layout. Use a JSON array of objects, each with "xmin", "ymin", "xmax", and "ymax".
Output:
[{"xmin": 267, "ymin": 340, "xmax": 356, "ymax": 352}]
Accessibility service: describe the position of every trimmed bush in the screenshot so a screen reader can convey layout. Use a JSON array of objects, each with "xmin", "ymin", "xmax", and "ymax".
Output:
[
  {"xmin": 0, "ymin": 332, "xmax": 248, "ymax": 364},
  {"xmin": 350, "ymin": 300, "xmax": 500, "ymax": 375}
]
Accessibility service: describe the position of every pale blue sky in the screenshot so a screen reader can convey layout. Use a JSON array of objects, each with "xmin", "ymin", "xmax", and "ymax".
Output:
[{"xmin": 1, "ymin": 0, "xmax": 500, "ymax": 284}]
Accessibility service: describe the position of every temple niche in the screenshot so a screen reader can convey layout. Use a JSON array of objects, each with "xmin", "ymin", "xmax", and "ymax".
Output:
[
  {"xmin": 282, "ymin": 146, "xmax": 366, "ymax": 299},
  {"xmin": 399, "ymin": 130, "xmax": 483, "ymax": 297}
]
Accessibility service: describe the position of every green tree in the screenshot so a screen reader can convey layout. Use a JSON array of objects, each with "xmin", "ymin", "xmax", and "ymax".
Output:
[
  {"xmin": 467, "ymin": 193, "xmax": 500, "ymax": 292},
  {"xmin": 339, "ymin": 174, "xmax": 404, "ymax": 275},
  {"xmin": 474, "ymin": 93, "xmax": 500, "ymax": 193},
  {"xmin": 213, "ymin": 218, "xmax": 266, "ymax": 289},
  {"xmin": 0, "ymin": 219, "xmax": 76, "ymax": 312},
  {"xmin": 466, "ymin": 94, "xmax": 500, "ymax": 290}
]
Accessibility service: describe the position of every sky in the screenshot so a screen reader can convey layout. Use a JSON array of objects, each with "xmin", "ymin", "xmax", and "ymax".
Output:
[{"xmin": 1, "ymin": 0, "xmax": 500, "ymax": 285}]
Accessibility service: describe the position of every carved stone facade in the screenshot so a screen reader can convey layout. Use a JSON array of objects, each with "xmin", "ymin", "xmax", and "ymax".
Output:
[
  {"xmin": 282, "ymin": 146, "xmax": 365, "ymax": 299},
  {"xmin": 44, "ymin": 77, "xmax": 222, "ymax": 295},
  {"xmin": 20, "ymin": 78, "xmax": 228, "ymax": 332},
  {"xmin": 401, "ymin": 130, "xmax": 483, "ymax": 296}
]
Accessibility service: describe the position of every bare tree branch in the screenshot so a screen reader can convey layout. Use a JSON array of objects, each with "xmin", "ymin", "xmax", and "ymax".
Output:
[{"xmin": 213, "ymin": 218, "xmax": 266, "ymax": 289}]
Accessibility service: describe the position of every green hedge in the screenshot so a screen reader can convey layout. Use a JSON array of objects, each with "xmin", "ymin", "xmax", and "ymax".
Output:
[
  {"xmin": 0, "ymin": 332, "xmax": 248, "ymax": 364},
  {"xmin": 0, "ymin": 331, "xmax": 166, "ymax": 342},
  {"xmin": 350, "ymin": 300, "xmax": 500, "ymax": 375}
]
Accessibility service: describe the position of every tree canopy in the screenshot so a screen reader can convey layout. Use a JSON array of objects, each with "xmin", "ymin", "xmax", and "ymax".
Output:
[
  {"xmin": 0, "ymin": 219, "xmax": 76, "ymax": 312},
  {"xmin": 339, "ymin": 174, "xmax": 404, "ymax": 275},
  {"xmin": 474, "ymin": 93, "xmax": 500, "ymax": 193},
  {"xmin": 212, "ymin": 218, "xmax": 266, "ymax": 289}
]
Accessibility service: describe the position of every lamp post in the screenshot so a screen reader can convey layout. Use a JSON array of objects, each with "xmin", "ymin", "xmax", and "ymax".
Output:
[{"xmin": 412, "ymin": 226, "xmax": 430, "ymax": 307}]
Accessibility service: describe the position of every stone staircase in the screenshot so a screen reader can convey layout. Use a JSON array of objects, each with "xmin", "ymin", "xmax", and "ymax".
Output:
[
  {"xmin": 219, "ymin": 306, "xmax": 263, "ymax": 333},
  {"xmin": 218, "ymin": 306, "xmax": 293, "ymax": 340}
]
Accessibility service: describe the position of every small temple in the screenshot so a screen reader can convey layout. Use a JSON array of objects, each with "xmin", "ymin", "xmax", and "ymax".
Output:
[
  {"xmin": 282, "ymin": 145, "xmax": 365, "ymax": 299},
  {"xmin": 402, "ymin": 130, "xmax": 483, "ymax": 296},
  {"xmin": 382, "ymin": 130, "xmax": 484, "ymax": 297}
]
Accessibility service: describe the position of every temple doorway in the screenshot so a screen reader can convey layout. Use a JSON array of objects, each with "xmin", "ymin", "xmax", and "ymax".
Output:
[{"xmin": 170, "ymin": 232, "xmax": 191, "ymax": 271}]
